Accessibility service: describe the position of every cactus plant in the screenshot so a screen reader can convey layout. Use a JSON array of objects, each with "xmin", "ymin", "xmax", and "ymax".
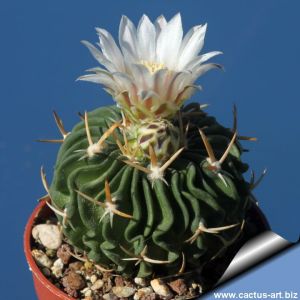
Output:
[{"xmin": 40, "ymin": 13, "xmax": 266, "ymax": 280}]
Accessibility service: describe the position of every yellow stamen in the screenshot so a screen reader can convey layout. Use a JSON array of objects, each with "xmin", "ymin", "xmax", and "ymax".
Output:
[{"xmin": 140, "ymin": 60, "xmax": 165, "ymax": 74}]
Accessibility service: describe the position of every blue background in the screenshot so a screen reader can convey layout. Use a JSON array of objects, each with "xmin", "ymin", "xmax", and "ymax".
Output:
[
  {"xmin": 0, "ymin": 0, "xmax": 299, "ymax": 299},
  {"xmin": 203, "ymin": 244, "xmax": 300, "ymax": 299}
]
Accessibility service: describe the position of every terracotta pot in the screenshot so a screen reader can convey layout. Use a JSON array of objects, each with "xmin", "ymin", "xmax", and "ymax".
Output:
[
  {"xmin": 24, "ymin": 199, "xmax": 75, "ymax": 300},
  {"xmin": 24, "ymin": 198, "xmax": 270, "ymax": 300}
]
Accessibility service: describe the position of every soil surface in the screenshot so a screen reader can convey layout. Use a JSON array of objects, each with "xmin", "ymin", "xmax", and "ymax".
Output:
[{"xmin": 31, "ymin": 218, "xmax": 203, "ymax": 300}]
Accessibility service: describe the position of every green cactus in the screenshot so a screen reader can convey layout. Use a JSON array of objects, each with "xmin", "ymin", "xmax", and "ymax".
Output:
[
  {"xmin": 39, "ymin": 14, "xmax": 265, "ymax": 280},
  {"xmin": 44, "ymin": 103, "xmax": 252, "ymax": 278}
]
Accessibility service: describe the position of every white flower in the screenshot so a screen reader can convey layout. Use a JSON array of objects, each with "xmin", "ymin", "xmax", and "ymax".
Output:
[{"xmin": 79, "ymin": 13, "xmax": 222, "ymax": 121}]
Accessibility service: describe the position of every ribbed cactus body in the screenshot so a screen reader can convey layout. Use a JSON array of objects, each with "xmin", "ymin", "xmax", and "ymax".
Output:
[{"xmin": 50, "ymin": 104, "xmax": 251, "ymax": 278}]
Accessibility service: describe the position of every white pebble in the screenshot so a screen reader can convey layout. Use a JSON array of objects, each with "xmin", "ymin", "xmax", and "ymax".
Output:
[
  {"xmin": 32, "ymin": 224, "xmax": 62, "ymax": 250},
  {"xmin": 112, "ymin": 286, "xmax": 136, "ymax": 297},
  {"xmin": 90, "ymin": 274, "xmax": 97, "ymax": 284},
  {"xmin": 134, "ymin": 277, "xmax": 147, "ymax": 286},
  {"xmin": 51, "ymin": 258, "xmax": 64, "ymax": 278},
  {"xmin": 150, "ymin": 279, "xmax": 173, "ymax": 298},
  {"xmin": 81, "ymin": 287, "xmax": 90, "ymax": 294},
  {"xmin": 31, "ymin": 249, "xmax": 53, "ymax": 268},
  {"xmin": 103, "ymin": 294, "xmax": 116, "ymax": 300},
  {"xmin": 84, "ymin": 289, "xmax": 92, "ymax": 297},
  {"xmin": 191, "ymin": 282, "xmax": 202, "ymax": 293},
  {"xmin": 91, "ymin": 279, "xmax": 104, "ymax": 291},
  {"xmin": 192, "ymin": 283, "xmax": 197, "ymax": 289},
  {"xmin": 134, "ymin": 287, "xmax": 153, "ymax": 300}
]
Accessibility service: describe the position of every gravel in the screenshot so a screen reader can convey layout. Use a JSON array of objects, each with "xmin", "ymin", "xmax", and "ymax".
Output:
[
  {"xmin": 32, "ymin": 224, "xmax": 62, "ymax": 250},
  {"xmin": 31, "ymin": 219, "xmax": 203, "ymax": 299}
]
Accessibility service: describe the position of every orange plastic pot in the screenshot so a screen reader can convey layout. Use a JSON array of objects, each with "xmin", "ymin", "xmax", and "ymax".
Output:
[{"xmin": 24, "ymin": 200, "xmax": 75, "ymax": 300}]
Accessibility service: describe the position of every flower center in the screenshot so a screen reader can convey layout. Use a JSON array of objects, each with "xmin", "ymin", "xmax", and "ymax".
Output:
[{"xmin": 140, "ymin": 60, "xmax": 165, "ymax": 74}]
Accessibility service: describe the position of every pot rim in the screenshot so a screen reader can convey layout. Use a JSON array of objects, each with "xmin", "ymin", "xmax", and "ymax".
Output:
[{"xmin": 23, "ymin": 199, "xmax": 75, "ymax": 300}]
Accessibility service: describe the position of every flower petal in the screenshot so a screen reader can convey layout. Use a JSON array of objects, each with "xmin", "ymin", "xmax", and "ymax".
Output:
[
  {"xmin": 130, "ymin": 63, "xmax": 153, "ymax": 90},
  {"xmin": 139, "ymin": 90, "xmax": 159, "ymax": 101},
  {"xmin": 77, "ymin": 73, "xmax": 118, "ymax": 91},
  {"xmin": 112, "ymin": 72, "xmax": 134, "ymax": 91},
  {"xmin": 153, "ymin": 68, "xmax": 169, "ymax": 95},
  {"xmin": 95, "ymin": 28, "xmax": 125, "ymax": 71},
  {"xmin": 137, "ymin": 14, "xmax": 156, "ymax": 61},
  {"xmin": 178, "ymin": 24, "xmax": 207, "ymax": 70},
  {"xmin": 166, "ymin": 71, "xmax": 193, "ymax": 100},
  {"xmin": 80, "ymin": 14, "xmax": 222, "ymax": 121},
  {"xmin": 81, "ymin": 40, "xmax": 117, "ymax": 72},
  {"xmin": 192, "ymin": 63, "xmax": 223, "ymax": 80},
  {"xmin": 156, "ymin": 13, "xmax": 183, "ymax": 69},
  {"xmin": 175, "ymin": 85, "xmax": 199, "ymax": 106},
  {"xmin": 154, "ymin": 15, "xmax": 167, "ymax": 35},
  {"xmin": 185, "ymin": 51, "xmax": 223, "ymax": 71},
  {"xmin": 119, "ymin": 15, "xmax": 139, "ymax": 63},
  {"xmin": 85, "ymin": 66, "xmax": 112, "ymax": 75}
]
